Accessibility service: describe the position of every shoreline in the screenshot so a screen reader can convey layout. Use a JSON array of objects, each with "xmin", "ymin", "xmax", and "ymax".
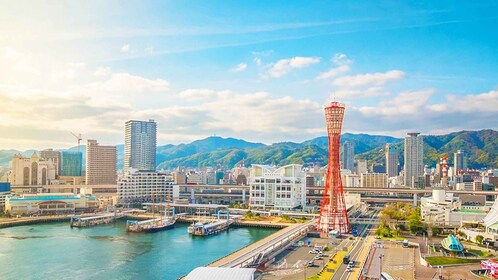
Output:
[{"xmin": 0, "ymin": 214, "xmax": 296, "ymax": 229}]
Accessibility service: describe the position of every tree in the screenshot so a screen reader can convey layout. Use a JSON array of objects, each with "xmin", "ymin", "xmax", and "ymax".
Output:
[
  {"xmin": 432, "ymin": 227, "xmax": 443, "ymax": 236},
  {"xmin": 476, "ymin": 235, "xmax": 484, "ymax": 244}
]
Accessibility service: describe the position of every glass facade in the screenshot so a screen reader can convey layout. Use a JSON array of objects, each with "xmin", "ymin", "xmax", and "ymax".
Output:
[{"xmin": 61, "ymin": 151, "xmax": 83, "ymax": 176}]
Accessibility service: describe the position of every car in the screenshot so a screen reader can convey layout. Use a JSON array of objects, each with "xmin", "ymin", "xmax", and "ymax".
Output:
[
  {"xmin": 349, "ymin": 261, "xmax": 355, "ymax": 266},
  {"xmin": 314, "ymin": 255, "xmax": 321, "ymax": 260},
  {"xmin": 346, "ymin": 267, "xmax": 352, "ymax": 272},
  {"xmin": 309, "ymin": 250, "xmax": 319, "ymax": 254},
  {"xmin": 307, "ymin": 261, "xmax": 315, "ymax": 267}
]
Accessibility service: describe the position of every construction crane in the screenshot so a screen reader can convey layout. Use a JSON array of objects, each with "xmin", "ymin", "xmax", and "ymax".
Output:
[{"xmin": 70, "ymin": 132, "xmax": 83, "ymax": 152}]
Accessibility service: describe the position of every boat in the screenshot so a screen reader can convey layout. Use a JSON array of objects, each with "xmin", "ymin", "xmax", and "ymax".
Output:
[
  {"xmin": 126, "ymin": 192, "xmax": 176, "ymax": 233},
  {"xmin": 188, "ymin": 219, "xmax": 232, "ymax": 236}
]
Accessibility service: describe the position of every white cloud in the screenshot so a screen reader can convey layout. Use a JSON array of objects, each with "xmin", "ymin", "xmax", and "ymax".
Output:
[
  {"xmin": 253, "ymin": 57, "xmax": 262, "ymax": 66},
  {"xmin": 358, "ymin": 89, "xmax": 434, "ymax": 116},
  {"xmin": 317, "ymin": 64, "xmax": 350, "ymax": 80},
  {"xmin": 91, "ymin": 73, "xmax": 169, "ymax": 92},
  {"xmin": 333, "ymin": 87, "xmax": 389, "ymax": 99},
  {"xmin": 121, "ymin": 44, "xmax": 131, "ymax": 53},
  {"xmin": 230, "ymin": 63, "xmax": 248, "ymax": 72},
  {"xmin": 94, "ymin": 66, "xmax": 112, "ymax": 76},
  {"xmin": 333, "ymin": 70, "xmax": 405, "ymax": 88},
  {"xmin": 145, "ymin": 46, "xmax": 154, "ymax": 55},
  {"xmin": 3, "ymin": 47, "xmax": 39, "ymax": 75},
  {"xmin": 428, "ymin": 89, "xmax": 498, "ymax": 113},
  {"xmin": 332, "ymin": 53, "xmax": 352, "ymax": 65},
  {"xmin": 179, "ymin": 88, "xmax": 217, "ymax": 100},
  {"xmin": 266, "ymin": 56, "xmax": 320, "ymax": 78}
]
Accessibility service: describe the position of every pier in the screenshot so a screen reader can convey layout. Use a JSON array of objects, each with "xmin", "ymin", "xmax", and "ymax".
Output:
[{"xmin": 70, "ymin": 209, "xmax": 143, "ymax": 227}]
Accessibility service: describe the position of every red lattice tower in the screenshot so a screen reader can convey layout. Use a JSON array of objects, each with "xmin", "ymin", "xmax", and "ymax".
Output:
[{"xmin": 317, "ymin": 101, "xmax": 350, "ymax": 234}]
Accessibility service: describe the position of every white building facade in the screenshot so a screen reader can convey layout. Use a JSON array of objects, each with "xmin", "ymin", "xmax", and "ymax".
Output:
[
  {"xmin": 118, "ymin": 170, "xmax": 179, "ymax": 205},
  {"xmin": 249, "ymin": 164, "xmax": 306, "ymax": 211},
  {"xmin": 9, "ymin": 153, "xmax": 56, "ymax": 186}
]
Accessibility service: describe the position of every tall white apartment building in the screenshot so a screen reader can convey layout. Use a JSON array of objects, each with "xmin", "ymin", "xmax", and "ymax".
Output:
[
  {"xmin": 249, "ymin": 164, "xmax": 306, "ymax": 211},
  {"xmin": 124, "ymin": 120, "xmax": 157, "ymax": 173},
  {"xmin": 118, "ymin": 170, "xmax": 179, "ymax": 205},
  {"xmin": 404, "ymin": 133, "xmax": 424, "ymax": 187}
]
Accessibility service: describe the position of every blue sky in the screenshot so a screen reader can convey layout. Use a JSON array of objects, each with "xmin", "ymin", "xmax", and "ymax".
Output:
[{"xmin": 0, "ymin": 1, "xmax": 497, "ymax": 149}]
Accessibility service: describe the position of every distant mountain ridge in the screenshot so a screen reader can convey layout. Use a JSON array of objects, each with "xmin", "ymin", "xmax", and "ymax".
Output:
[{"xmin": 0, "ymin": 131, "xmax": 496, "ymax": 176}]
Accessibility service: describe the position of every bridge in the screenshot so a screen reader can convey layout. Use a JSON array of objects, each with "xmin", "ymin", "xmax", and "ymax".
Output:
[{"xmin": 210, "ymin": 220, "xmax": 315, "ymax": 268}]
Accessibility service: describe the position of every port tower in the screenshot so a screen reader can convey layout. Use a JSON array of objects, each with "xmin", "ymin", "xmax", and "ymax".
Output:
[{"xmin": 317, "ymin": 101, "xmax": 350, "ymax": 234}]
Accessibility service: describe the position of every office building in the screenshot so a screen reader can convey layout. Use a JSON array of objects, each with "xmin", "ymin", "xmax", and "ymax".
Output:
[
  {"xmin": 118, "ymin": 170, "xmax": 179, "ymax": 205},
  {"xmin": 385, "ymin": 144, "xmax": 399, "ymax": 177},
  {"xmin": 61, "ymin": 151, "xmax": 83, "ymax": 176},
  {"xmin": 360, "ymin": 173, "xmax": 388, "ymax": 188},
  {"xmin": 249, "ymin": 164, "xmax": 306, "ymax": 211},
  {"xmin": 86, "ymin": 140, "xmax": 116, "ymax": 185},
  {"xmin": 39, "ymin": 149, "xmax": 61, "ymax": 177},
  {"xmin": 341, "ymin": 141, "xmax": 354, "ymax": 172},
  {"xmin": 124, "ymin": 120, "xmax": 157, "ymax": 173},
  {"xmin": 356, "ymin": 159, "xmax": 368, "ymax": 175},
  {"xmin": 454, "ymin": 150, "xmax": 467, "ymax": 174},
  {"xmin": 404, "ymin": 133, "xmax": 424, "ymax": 187},
  {"xmin": 8, "ymin": 153, "xmax": 56, "ymax": 186}
]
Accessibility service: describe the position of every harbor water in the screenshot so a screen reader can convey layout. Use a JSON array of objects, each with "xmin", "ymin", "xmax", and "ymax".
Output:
[{"xmin": 0, "ymin": 221, "xmax": 278, "ymax": 280}]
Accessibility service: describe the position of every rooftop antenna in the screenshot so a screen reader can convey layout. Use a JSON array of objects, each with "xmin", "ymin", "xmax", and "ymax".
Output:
[{"xmin": 70, "ymin": 132, "xmax": 83, "ymax": 152}]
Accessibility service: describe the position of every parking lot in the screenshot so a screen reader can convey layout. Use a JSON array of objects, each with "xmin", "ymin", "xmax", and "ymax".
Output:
[{"xmin": 261, "ymin": 236, "xmax": 345, "ymax": 280}]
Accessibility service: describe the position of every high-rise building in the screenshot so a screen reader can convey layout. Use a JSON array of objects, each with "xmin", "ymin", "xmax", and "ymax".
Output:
[
  {"xmin": 248, "ymin": 164, "xmax": 306, "ymax": 211},
  {"xmin": 385, "ymin": 144, "xmax": 399, "ymax": 177},
  {"xmin": 40, "ymin": 149, "xmax": 61, "ymax": 177},
  {"xmin": 8, "ymin": 153, "xmax": 56, "ymax": 186},
  {"xmin": 61, "ymin": 151, "xmax": 83, "ymax": 176},
  {"xmin": 454, "ymin": 150, "xmax": 467, "ymax": 173},
  {"xmin": 124, "ymin": 120, "xmax": 157, "ymax": 173},
  {"xmin": 341, "ymin": 141, "xmax": 355, "ymax": 172},
  {"xmin": 86, "ymin": 140, "xmax": 116, "ymax": 185},
  {"xmin": 404, "ymin": 133, "xmax": 424, "ymax": 187}
]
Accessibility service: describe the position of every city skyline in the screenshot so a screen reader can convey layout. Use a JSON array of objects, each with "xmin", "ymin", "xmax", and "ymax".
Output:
[{"xmin": 1, "ymin": 1, "xmax": 497, "ymax": 150}]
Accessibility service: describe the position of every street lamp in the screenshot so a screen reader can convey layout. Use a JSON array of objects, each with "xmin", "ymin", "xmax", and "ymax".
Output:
[{"xmin": 379, "ymin": 253, "xmax": 384, "ymax": 279}]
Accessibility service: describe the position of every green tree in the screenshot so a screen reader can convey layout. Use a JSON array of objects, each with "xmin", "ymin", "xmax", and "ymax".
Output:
[
  {"xmin": 432, "ymin": 227, "xmax": 443, "ymax": 236},
  {"xmin": 476, "ymin": 235, "xmax": 484, "ymax": 244}
]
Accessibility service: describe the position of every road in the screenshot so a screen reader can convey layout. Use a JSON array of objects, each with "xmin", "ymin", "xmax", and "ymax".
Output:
[
  {"xmin": 215, "ymin": 220, "xmax": 314, "ymax": 268},
  {"xmin": 333, "ymin": 209, "xmax": 380, "ymax": 280}
]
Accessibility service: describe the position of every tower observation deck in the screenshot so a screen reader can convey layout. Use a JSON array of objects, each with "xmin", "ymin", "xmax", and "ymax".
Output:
[{"xmin": 317, "ymin": 101, "xmax": 350, "ymax": 234}]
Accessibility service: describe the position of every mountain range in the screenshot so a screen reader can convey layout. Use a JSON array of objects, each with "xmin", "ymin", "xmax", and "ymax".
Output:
[{"xmin": 0, "ymin": 130, "xmax": 496, "ymax": 177}]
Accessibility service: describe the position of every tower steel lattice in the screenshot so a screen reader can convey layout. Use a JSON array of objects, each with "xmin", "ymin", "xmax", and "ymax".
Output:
[{"xmin": 317, "ymin": 101, "xmax": 350, "ymax": 234}]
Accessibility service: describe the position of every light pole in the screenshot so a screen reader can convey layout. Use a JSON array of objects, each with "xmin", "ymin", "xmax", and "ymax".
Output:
[{"xmin": 379, "ymin": 253, "xmax": 384, "ymax": 279}]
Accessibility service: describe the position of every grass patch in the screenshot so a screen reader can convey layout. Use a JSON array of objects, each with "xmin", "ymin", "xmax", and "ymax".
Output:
[
  {"xmin": 379, "ymin": 235, "xmax": 406, "ymax": 241},
  {"xmin": 425, "ymin": 256, "xmax": 483, "ymax": 266},
  {"xmin": 467, "ymin": 249, "xmax": 493, "ymax": 258}
]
